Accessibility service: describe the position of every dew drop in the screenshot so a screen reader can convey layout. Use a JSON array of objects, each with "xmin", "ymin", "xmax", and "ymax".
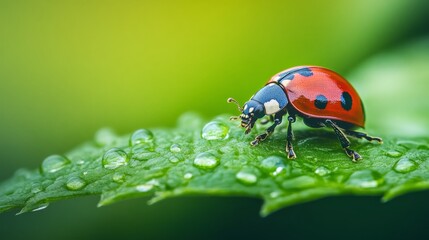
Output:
[
  {"xmin": 95, "ymin": 128, "xmax": 116, "ymax": 146},
  {"xmin": 112, "ymin": 173, "xmax": 125, "ymax": 183},
  {"xmin": 236, "ymin": 171, "xmax": 258, "ymax": 185},
  {"xmin": 386, "ymin": 150, "xmax": 403, "ymax": 158},
  {"xmin": 314, "ymin": 166, "xmax": 331, "ymax": 176},
  {"xmin": 184, "ymin": 173, "xmax": 193, "ymax": 179},
  {"xmin": 260, "ymin": 156, "xmax": 286, "ymax": 176},
  {"xmin": 129, "ymin": 129, "xmax": 154, "ymax": 146},
  {"xmin": 193, "ymin": 152, "xmax": 220, "ymax": 169},
  {"xmin": 136, "ymin": 184, "xmax": 153, "ymax": 192},
  {"xmin": 393, "ymin": 157, "xmax": 418, "ymax": 173},
  {"xmin": 102, "ymin": 148, "xmax": 128, "ymax": 169},
  {"xmin": 269, "ymin": 191, "xmax": 281, "ymax": 198},
  {"xmin": 169, "ymin": 156, "xmax": 180, "ymax": 163},
  {"xmin": 18, "ymin": 202, "xmax": 50, "ymax": 214},
  {"xmin": 282, "ymin": 176, "xmax": 317, "ymax": 189},
  {"xmin": 346, "ymin": 170, "xmax": 384, "ymax": 188},
  {"xmin": 41, "ymin": 155, "xmax": 71, "ymax": 174},
  {"xmin": 135, "ymin": 179, "xmax": 159, "ymax": 192},
  {"xmin": 201, "ymin": 121, "xmax": 229, "ymax": 140},
  {"xmin": 170, "ymin": 143, "xmax": 182, "ymax": 153},
  {"xmin": 30, "ymin": 203, "xmax": 49, "ymax": 212},
  {"xmin": 66, "ymin": 177, "xmax": 86, "ymax": 190}
]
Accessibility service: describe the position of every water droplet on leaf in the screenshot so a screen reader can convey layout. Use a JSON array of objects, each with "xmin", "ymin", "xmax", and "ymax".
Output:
[
  {"xmin": 170, "ymin": 143, "xmax": 182, "ymax": 153},
  {"xmin": 102, "ymin": 148, "xmax": 128, "ymax": 169},
  {"xmin": 201, "ymin": 121, "xmax": 229, "ymax": 140},
  {"xmin": 193, "ymin": 152, "xmax": 220, "ymax": 169},
  {"xmin": 112, "ymin": 173, "xmax": 125, "ymax": 183},
  {"xmin": 236, "ymin": 171, "xmax": 258, "ymax": 185},
  {"xmin": 393, "ymin": 157, "xmax": 418, "ymax": 173},
  {"xmin": 260, "ymin": 156, "xmax": 286, "ymax": 176},
  {"xmin": 18, "ymin": 202, "xmax": 49, "ymax": 214},
  {"xmin": 386, "ymin": 150, "xmax": 403, "ymax": 158},
  {"xmin": 66, "ymin": 177, "xmax": 86, "ymax": 190},
  {"xmin": 184, "ymin": 173, "xmax": 193, "ymax": 179},
  {"xmin": 129, "ymin": 129, "xmax": 154, "ymax": 146},
  {"xmin": 315, "ymin": 166, "xmax": 331, "ymax": 176},
  {"xmin": 41, "ymin": 155, "xmax": 70, "ymax": 174},
  {"xmin": 346, "ymin": 170, "xmax": 384, "ymax": 188},
  {"xmin": 135, "ymin": 179, "xmax": 159, "ymax": 193},
  {"xmin": 269, "ymin": 191, "xmax": 281, "ymax": 198},
  {"xmin": 136, "ymin": 184, "xmax": 153, "ymax": 192},
  {"xmin": 169, "ymin": 156, "xmax": 180, "ymax": 163}
]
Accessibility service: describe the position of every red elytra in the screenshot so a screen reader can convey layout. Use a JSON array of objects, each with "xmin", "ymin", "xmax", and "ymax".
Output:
[{"xmin": 267, "ymin": 66, "xmax": 365, "ymax": 128}]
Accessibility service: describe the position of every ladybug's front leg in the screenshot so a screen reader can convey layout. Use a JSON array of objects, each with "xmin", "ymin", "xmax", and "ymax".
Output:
[
  {"xmin": 250, "ymin": 114, "xmax": 283, "ymax": 146},
  {"xmin": 286, "ymin": 115, "xmax": 297, "ymax": 159}
]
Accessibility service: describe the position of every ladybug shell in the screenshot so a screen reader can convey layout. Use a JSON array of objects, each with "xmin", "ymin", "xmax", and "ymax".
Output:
[{"xmin": 267, "ymin": 66, "xmax": 365, "ymax": 128}]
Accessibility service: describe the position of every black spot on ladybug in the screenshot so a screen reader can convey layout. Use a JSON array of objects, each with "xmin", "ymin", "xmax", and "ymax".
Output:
[
  {"xmin": 341, "ymin": 92, "xmax": 352, "ymax": 110},
  {"xmin": 279, "ymin": 67, "xmax": 313, "ymax": 81},
  {"xmin": 314, "ymin": 94, "xmax": 328, "ymax": 109}
]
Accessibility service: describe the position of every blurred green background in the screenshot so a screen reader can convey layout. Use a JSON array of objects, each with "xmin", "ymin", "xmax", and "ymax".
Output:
[{"xmin": 1, "ymin": 0, "xmax": 429, "ymax": 239}]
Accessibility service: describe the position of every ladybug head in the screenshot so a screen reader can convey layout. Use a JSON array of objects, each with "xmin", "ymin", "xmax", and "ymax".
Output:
[{"xmin": 228, "ymin": 98, "xmax": 265, "ymax": 134}]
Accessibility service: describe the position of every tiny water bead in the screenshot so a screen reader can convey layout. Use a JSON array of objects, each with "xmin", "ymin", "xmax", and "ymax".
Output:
[
  {"xmin": 129, "ymin": 129, "xmax": 154, "ymax": 146},
  {"xmin": 269, "ymin": 191, "xmax": 281, "ymax": 198},
  {"xmin": 346, "ymin": 170, "xmax": 384, "ymax": 188},
  {"xmin": 29, "ymin": 203, "xmax": 49, "ymax": 212},
  {"xmin": 41, "ymin": 155, "xmax": 71, "ymax": 174},
  {"xmin": 260, "ymin": 156, "xmax": 286, "ymax": 176},
  {"xmin": 393, "ymin": 157, "xmax": 418, "ymax": 173},
  {"xmin": 386, "ymin": 150, "xmax": 403, "ymax": 158},
  {"xmin": 170, "ymin": 144, "xmax": 182, "ymax": 153},
  {"xmin": 112, "ymin": 173, "xmax": 126, "ymax": 183},
  {"xmin": 66, "ymin": 177, "xmax": 86, "ymax": 190},
  {"xmin": 314, "ymin": 166, "xmax": 331, "ymax": 176},
  {"xmin": 135, "ymin": 184, "xmax": 154, "ymax": 192},
  {"xmin": 135, "ymin": 179, "xmax": 159, "ymax": 192},
  {"xmin": 235, "ymin": 171, "xmax": 258, "ymax": 185},
  {"xmin": 193, "ymin": 152, "xmax": 220, "ymax": 169},
  {"xmin": 201, "ymin": 121, "xmax": 229, "ymax": 140},
  {"xmin": 102, "ymin": 148, "xmax": 128, "ymax": 170},
  {"xmin": 169, "ymin": 156, "xmax": 180, "ymax": 163},
  {"xmin": 184, "ymin": 173, "xmax": 193, "ymax": 179}
]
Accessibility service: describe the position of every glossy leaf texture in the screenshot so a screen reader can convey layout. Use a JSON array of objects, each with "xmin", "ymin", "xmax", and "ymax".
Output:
[{"xmin": 0, "ymin": 113, "xmax": 428, "ymax": 216}]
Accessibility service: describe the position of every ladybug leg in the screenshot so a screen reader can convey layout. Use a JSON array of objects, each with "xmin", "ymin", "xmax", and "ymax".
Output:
[
  {"xmin": 325, "ymin": 119, "xmax": 361, "ymax": 162},
  {"xmin": 286, "ymin": 115, "xmax": 296, "ymax": 159},
  {"xmin": 250, "ymin": 115, "xmax": 283, "ymax": 146},
  {"xmin": 343, "ymin": 130, "xmax": 383, "ymax": 143}
]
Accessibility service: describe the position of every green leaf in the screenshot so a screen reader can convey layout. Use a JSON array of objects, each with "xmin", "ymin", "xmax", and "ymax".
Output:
[{"xmin": 0, "ymin": 113, "xmax": 428, "ymax": 216}]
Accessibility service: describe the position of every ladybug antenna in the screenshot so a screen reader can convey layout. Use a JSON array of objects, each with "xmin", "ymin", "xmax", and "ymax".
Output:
[{"xmin": 227, "ymin": 97, "xmax": 243, "ymax": 111}]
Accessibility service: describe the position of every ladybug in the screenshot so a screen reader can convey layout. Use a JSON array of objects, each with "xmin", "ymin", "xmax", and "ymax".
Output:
[{"xmin": 228, "ymin": 66, "xmax": 382, "ymax": 162}]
